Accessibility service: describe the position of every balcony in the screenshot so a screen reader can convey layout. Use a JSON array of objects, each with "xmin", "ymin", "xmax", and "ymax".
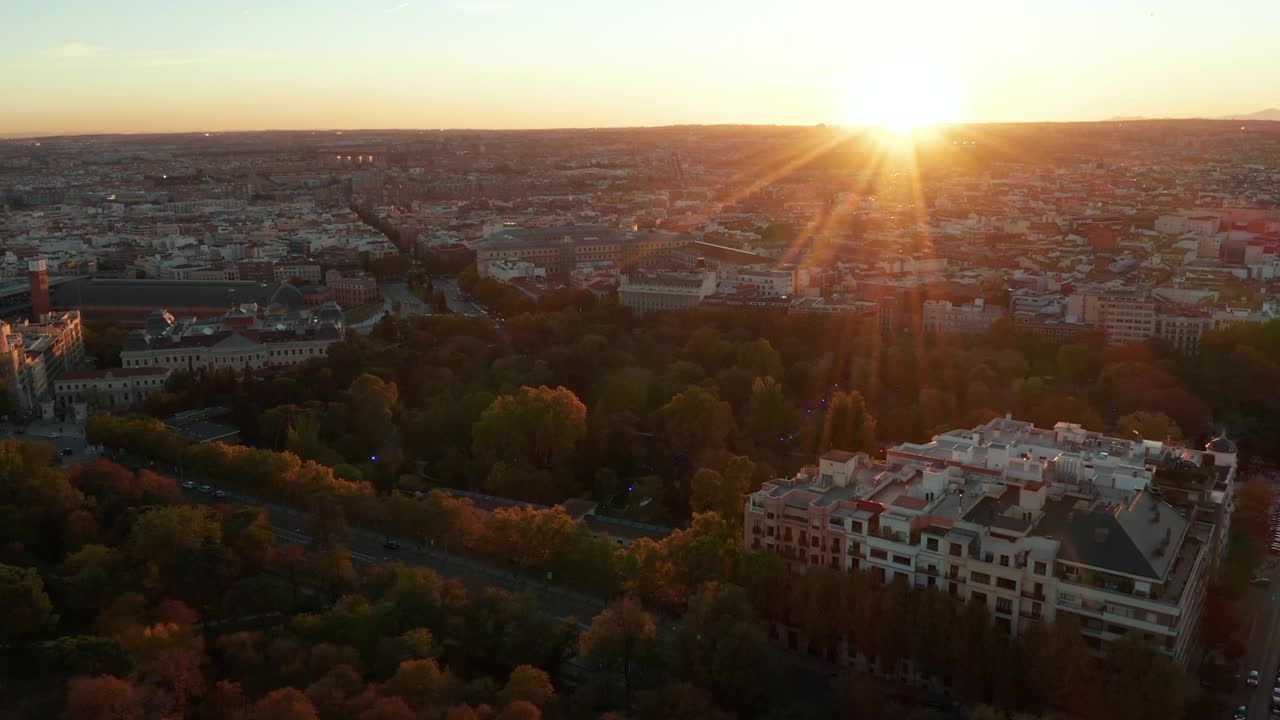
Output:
[{"xmin": 1021, "ymin": 589, "xmax": 1046, "ymax": 602}]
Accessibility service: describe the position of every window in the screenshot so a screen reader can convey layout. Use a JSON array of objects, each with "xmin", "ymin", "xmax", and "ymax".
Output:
[
  {"xmin": 996, "ymin": 577, "xmax": 1017, "ymax": 591},
  {"xmin": 831, "ymin": 539, "xmax": 841, "ymax": 554},
  {"xmin": 999, "ymin": 554, "xmax": 1009, "ymax": 567},
  {"xmin": 971, "ymin": 571, "xmax": 990, "ymax": 585},
  {"xmin": 971, "ymin": 591, "xmax": 987, "ymax": 605},
  {"xmin": 926, "ymin": 537, "xmax": 939, "ymax": 551},
  {"xmin": 892, "ymin": 554, "xmax": 911, "ymax": 566},
  {"xmin": 766, "ymin": 526, "xmax": 775, "ymax": 537},
  {"xmin": 949, "ymin": 543, "xmax": 963, "ymax": 557},
  {"xmin": 996, "ymin": 597, "xmax": 1013, "ymax": 614},
  {"xmin": 1034, "ymin": 561, "xmax": 1047, "ymax": 576},
  {"xmin": 811, "ymin": 536, "xmax": 820, "ymax": 548},
  {"xmin": 870, "ymin": 548, "xmax": 888, "ymax": 561},
  {"xmin": 1031, "ymin": 602, "xmax": 1042, "ymax": 618}
]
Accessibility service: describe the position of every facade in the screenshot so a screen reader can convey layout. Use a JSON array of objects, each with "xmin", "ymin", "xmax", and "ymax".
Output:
[
  {"xmin": 1069, "ymin": 287, "xmax": 1155, "ymax": 345},
  {"xmin": 617, "ymin": 269, "xmax": 716, "ymax": 314},
  {"xmin": 0, "ymin": 310, "xmax": 86, "ymax": 414},
  {"xmin": 275, "ymin": 260, "xmax": 322, "ymax": 285},
  {"xmin": 54, "ymin": 366, "xmax": 171, "ymax": 412},
  {"xmin": 474, "ymin": 226, "xmax": 694, "ymax": 279},
  {"xmin": 120, "ymin": 303, "xmax": 345, "ymax": 373},
  {"xmin": 726, "ymin": 265, "xmax": 796, "ymax": 297},
  {"xmin": 327, "ymin": 272, "xmax": 380, "ymax": 308},
  {"xmin": 744, "ymin": 416, "xmax": 1232, "ymax": 668},
  {"xmin": 922, "ymin": 299, "xmax": 1007, "ymax": 335},
  {"xmin": 1153, "ymin": 311, "xmax": 1210, "ymax": 353}
]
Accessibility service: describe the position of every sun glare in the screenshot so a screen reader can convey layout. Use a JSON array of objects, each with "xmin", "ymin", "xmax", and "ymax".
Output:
[{"xmin": 841, "ymin": 61, "xmax": 963, "ymax": 136}]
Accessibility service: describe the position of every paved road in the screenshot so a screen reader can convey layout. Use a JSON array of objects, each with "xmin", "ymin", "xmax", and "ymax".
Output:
[
  {"xmin": 433, "ymin": 277, "xmax": 489, "ymax": 317},
  {"xmin": 1240, "ymin": 485, "xmax": 1280, "ymax": 719},
  {"xmin": 2, "ymin": 418, "xmax": 97, "ymax": 466}
]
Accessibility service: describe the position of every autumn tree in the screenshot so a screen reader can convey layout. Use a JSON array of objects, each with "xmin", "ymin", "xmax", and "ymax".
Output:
[
  {"xmin": 498, "ymin": 665, "xmax": 556, "ymax": 709},
  {"xmin": 251, "ymin": 687, "xmax": 320, "ymax": 720},
  {"xmin": 1115, "ymin": 410, "xmax": 1183, "ymax": 443},
  {"xmin": 579, "ymin": 596, "xmax": 656, "ymax": 714},
  {"xmin": 64, "ymin": 675, "xmax": 142, "ymax": 720}
]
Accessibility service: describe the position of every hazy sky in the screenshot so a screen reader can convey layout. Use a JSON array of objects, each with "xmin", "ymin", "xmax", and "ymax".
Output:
[{"xmin": 4, "ymin": 0, "xmax": 1280, "ymax": 136}]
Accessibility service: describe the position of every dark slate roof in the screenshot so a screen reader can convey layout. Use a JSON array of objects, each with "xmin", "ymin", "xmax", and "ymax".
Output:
[
  {"xmin": 1033, "ymin": 493, "xmax": 1186, "ymax": 580},
  {"xmin": 52, "ymin": 278, "xmax": 279, "ymax": 310}
]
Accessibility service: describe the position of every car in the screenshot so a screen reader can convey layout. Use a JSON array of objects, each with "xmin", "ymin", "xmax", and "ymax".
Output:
[
  {"xmin": 214, "ymin": 490, "xmax": 227, "ymax": 499},
  {"xmin": 49, "ymin": 432, "xmax": 61, "ymax": 439},
  {"xmin": 1250, "ymin": 670, "xmax": 1262, "ymax": 686},
  {"xmin": 1237, "ymin": 706, "xmax": 1249, "ymax": 720},
  {"xmin": 60, "ymin": 448, "xmax": 73, "ymax": 456},
  {"xmin": 198, "ymin": 484, "xmax": 213, "ymax": 494},
  {"xmin": 182, "ymin": 481, "xmax": 196, "ymax": 490},
  {"xmin": 383, "ymin": 540, "xmax": 401, "ymax": 550},
  {"xmin": 1253, "ymin": 577, "xmax": 1273, "ymax": 586}
]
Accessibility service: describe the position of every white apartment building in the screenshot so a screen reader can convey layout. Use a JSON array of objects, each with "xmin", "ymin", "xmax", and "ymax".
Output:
[
  {"xmin": 725, "ymin": 265, "xmax": 796, "ymax": 297},
  {"xmin": 922, "ymin": 298, "xmax": 1007, "ymax": 336},
  {"xmin": 745, "ymin": 416, "xmax": 1234, "ymax": 667},
  {"xmin": 618, "ymin": 269, "xmax": 717, "ymax": 314}
]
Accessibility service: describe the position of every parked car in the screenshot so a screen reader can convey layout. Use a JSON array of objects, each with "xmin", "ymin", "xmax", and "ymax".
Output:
[
  {"xmin": 214, "ymin": 490, "xmax": 227, "ymax": 499},
  {"xmin": 383, "ymin": 540, "xmax": 401, "ymax": 550},
  {"xmin": 198, "ymin": 484, "xmax": 213, "ymax": 494},
  {"xmin": 1236, "ymin": 705, "xmax": 1247, "ymax": 720},
  {"xmin": 60, "ymin": 448, "xmax": 73, "ymax": 456},
  {"xmin": 1249, "ymin": 670, "xmax": 1261, "ymax": 686}
]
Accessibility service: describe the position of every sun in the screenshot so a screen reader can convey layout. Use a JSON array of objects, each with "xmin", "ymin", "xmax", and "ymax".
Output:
[{"xmin": 840, "ymin": 61, "xmax": 963, "ymax": 136}]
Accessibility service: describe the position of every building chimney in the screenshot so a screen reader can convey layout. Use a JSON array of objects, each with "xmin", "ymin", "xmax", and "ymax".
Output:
[{"xmin": 28, "ymin": 259, "xmax": 50, "ymax": 320}]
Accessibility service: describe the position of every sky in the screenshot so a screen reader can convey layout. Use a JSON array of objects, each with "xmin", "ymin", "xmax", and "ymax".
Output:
[{"xmin": 3, "ymin": 0, "xmax": 1280, "ymax": 136}]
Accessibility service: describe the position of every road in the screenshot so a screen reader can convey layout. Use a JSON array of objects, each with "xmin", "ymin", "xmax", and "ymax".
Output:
[
  {"xmin": 433, "ymin": 276, "xmax": 489, "ymax": 317},
  {"xmin": 2, "ymin": 417, "xmax": 96, "ymax": 465},
  {"xmin": 1239, "ymin": 484, "xmax": 1280, "ymax": 720}
]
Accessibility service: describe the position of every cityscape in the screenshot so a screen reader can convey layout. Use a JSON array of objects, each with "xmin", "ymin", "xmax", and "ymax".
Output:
[{"xmin": 5, "ymin": 2, "xmax": 1280, "ymax": 720}]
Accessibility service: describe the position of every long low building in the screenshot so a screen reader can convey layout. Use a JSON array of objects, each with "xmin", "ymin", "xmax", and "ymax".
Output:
[
  {"xmin": 51, "ymin": 278, "xmax": 301, "ymax": 325},
  {"xmin": 120, "ymin": 302, "xmax": 346, "ymax": 373},
  {"xmin": 54, "ymin": 366, "xmax": 172, "ymax": 413},
  {"xmin": 744, "ymin": 416, "xmax": 1237, "ymax": 667},
  {"xmin": 473, "ymin": 225, "xmax": 694, "ymax": 278}
]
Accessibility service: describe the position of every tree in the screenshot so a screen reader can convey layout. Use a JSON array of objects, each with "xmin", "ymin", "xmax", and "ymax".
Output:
[
  {"xmin": 579, "ymin": 596, "xmax": 656, "ymax": 714},
  {"xmin": 64, "ymin": 675, "xmax": 142, "ymax": 720},
  {"xmin": 0, "ymin": 563, "xmax": 55, "ymax": 646},
  {"xmin": 473, "ymin": 385, "xmax": 587, "ymax": 470},
  {"xmin": 736, "ymin": 338, "xmax": 784, "ymax": 380},
  {"xmin": 678, "ymin": 582, "xmax": 777, "ymax": 713},
  {"xmin": 746, "ymin": 376, "xmax": 792, "ymax": 450},
  {"xmin": 1115, "ymin": 411, "xmax": 1183, "ymax": 443},
  {"xmin": 359, "ymin": 698, "xmax": 415, "ymax": 720},
  {"xmin": 819, "ymin": 390, "xmax": 877, "ymax": 454},
  {"xmin": 498, "ymin": 665, "xmax": 556, "ymax": 709},
  {"xmin": 658, "ymin": 386, "xmax": 734, "ymax": 461},
  {"xmin": 252, "ymin": 687, "xmax": 320, "ymax": 720},
  {"xmin": 348, "ymin": 373, "xmax": 399, "ymax": 455},
  {"xmin": 383, "ymin": 659, "xmax": 450, "ymax": 710},
  {"xmin": 44, "ymin": 635, "xmax": 134, "ymax": 678},
  {"xmin": 635, "ymin": 682, "xmax": 731, "ymax": 720},
  {"xmin": 127, "ymin": 506, "xmax": 222, "ymax": 578},
  {"xmin": 496, "ymin": 701, "xmax": 542, "ymax": 720}
]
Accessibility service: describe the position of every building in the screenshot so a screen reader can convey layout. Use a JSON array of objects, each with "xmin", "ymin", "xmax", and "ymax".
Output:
[
  {"xmin": 744, "ymin": 416, "xmax": 1230, "ymax": 667},
  {"xmin": 327, "ymin": 271, "xmax": 380, "ymax": 308},
  {"xmin": 0, "ymin": 310, "xmax": 86, "ymax": 415},
  {"xmin": 1068, "ymin": 287, "xmax": 1155, "ymax": 345},
  {"xmin": 474, "ymin": 225, "xmax": 694, "ymax": 279},
  {"xmin": 618, "ymin": 269, "xmax": 717, "ymax": 314},
  {"xmin": 51, "ymin": 278, "xmax": 298, "ymax": 325},
  {"xmin": 1153, "ymin": 311, "xmax": 1210, "ymax": 353},
  {"xmin": 28, "ymin": 259, "xmax": 50, "ymax": 319},
  {"xmin": 237, "ymin": 259, "xmax": 277, "ymax": 284},
  {"xmin": 725, "ymin": 265, "xmax": 796, "ymax": 297},
  {"xmin": 922, "ymin": 298, "xmax": 1007, "ymax": 335},
  {"xmin": 54, "ymin": 366, "xmax": 171, "ymax": 413},
  {"xmin": 120, "ymin": 302, "xmax": 345, "ymax": 373},
  {"xmin": 275, "ymin": 260, "xmax": 322, "ymax": 285}
]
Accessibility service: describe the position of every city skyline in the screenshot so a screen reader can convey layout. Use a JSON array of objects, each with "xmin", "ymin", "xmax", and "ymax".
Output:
[{"xmin": 5, "ymin": 0, "xmax": 1280, "ymax": 136}]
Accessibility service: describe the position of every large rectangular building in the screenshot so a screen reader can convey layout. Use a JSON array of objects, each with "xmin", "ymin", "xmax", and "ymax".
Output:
[
  {"xmin": 744, "ymin": 416, "xmax": 1236, "ymax": 667},
  {"xmin": 474, "ymin": 225, "xmax": 694, "ymax": 279}
]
